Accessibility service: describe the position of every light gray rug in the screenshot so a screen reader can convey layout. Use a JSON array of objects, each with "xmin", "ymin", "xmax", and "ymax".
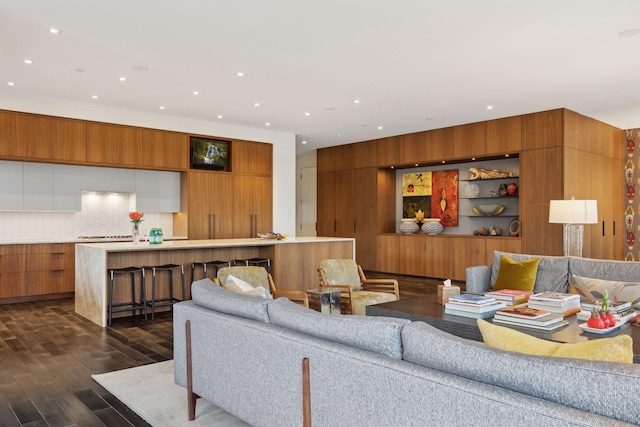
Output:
[{"xmin": 92, "ymin": 360, "xmax": 250, "ymax": 427}]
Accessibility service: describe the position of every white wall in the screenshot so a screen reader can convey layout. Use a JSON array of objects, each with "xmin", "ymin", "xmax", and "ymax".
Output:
[{"xmin": 0, "ymin": 93, "xmax": 297, "ymax": 236}]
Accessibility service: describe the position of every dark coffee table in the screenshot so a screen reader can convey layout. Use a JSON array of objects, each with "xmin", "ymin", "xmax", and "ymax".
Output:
[{"xmin": 367, "ymin": 295, "xmax": 640, "ymax": 363}]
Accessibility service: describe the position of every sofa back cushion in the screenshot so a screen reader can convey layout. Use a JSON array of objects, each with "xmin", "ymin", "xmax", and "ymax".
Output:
[
  {"xmin": 402, "ymin": 321, "xmax": 640, "ymax": 424},
  {"xmin": 191, "ymin": 278, "xmax": 270, "ymax": 323},
  {"xmin": 267, "ymin": 298, "xmax": 409, "ymax": 359},
  {"xmin": 491, "ymin": 251, "xmax": 569, "ymax": 293},
  {"xmin": 570, "ymin": 256, "xmax": 640, "ymax": 285}
]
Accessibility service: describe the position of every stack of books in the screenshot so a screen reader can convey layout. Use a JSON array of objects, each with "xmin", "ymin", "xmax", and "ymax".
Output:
[
  {"xmin": 484, "ymin": 289, "xmax": 533, "ymax": 306},
  {"xmin": 444, "ymin": 294, "xmax": 506, "ymax": 319},
  {"xmin": 493, "ymin": 305, "xmax": 569, "ymax": 331},
  {"xmin": 527, "ymin": 292, "xmax": 581, "ymax": 316},
  {"xmin": 576, "ymin": 299, "xmax": 637, "ymax": 324}
]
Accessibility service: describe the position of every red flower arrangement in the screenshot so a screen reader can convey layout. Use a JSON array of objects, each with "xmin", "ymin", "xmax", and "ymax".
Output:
[{"xmin": 129, "ymin": 211, "xmax": 144, "ymax": 223}]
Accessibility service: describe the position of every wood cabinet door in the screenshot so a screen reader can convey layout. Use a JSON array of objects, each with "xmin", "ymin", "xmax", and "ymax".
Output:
[
  {"xmin": 354, "ymin": 168, "xmax": 378, "ymax": 269},
  {"xmin": 188, "ymin": 172, "xmax": 216, "ymax": 239},
  {"xmin": 0, "ymin": 110, "xmax": 24, "ymax": 157},
  {"xmin": 334, "ymin": 169, "xmax": 355, "ymax": 238},
  {"xmin": 86, "ymin": 123, "xmax": 143, "ymax": 166},
  {"xmin": 485, "ymin": 116, "xmax": 522, "ymax": 155},
  {"xmin": 142, "ymin": 129, "xmax": 189, "ymax": 170},
  {"xmin": 231, "ymin": 140, "xmax": 272, "ymax": 175},
  {"xmin": 18, "ymin": 114, "xmax": 86, "ymax": 162},
  {"xmin": 454, "ymin": 122, "xmax": 486, "ymax": 159},
  {"xmin": 317, "ymin": 171, "xmax": 336, "ymax": 236},
  {"xmin": 232, "ymin": 174, "xmax": 272, "ymax": 237}
]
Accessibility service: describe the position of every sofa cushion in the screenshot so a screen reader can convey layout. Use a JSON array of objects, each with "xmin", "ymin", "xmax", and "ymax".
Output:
[
  {"xmin": 571, "ymin": 274, "xmax": 640, "ymax": 309},
  {"xmin": 401, "ymin": 321, "xmax": 640, "ymax": 424},
  {"xmin": 492, "ymin": 255, "xmax": 539, "ymax": 291},
  {"xmin": 224, "ymin": 274, "xmax": 272, "ymax": 299},
  {"xmin": 267, "ymin": 298, "xmax": 409, "ymax": 359},
  {"xmin": 477, "ymin": 319, "xmax": 633, "ymax": 363},
  {"xmin": 569, "ymin": 256, "xmax": 640, "ymax": 285},
  {"xmin": 191, "ymin": 278, "xmax": 270, "ymax": 323},
  {"xmin": 491, "ymin": 251, "xmax": 569, "ymax": 293}
]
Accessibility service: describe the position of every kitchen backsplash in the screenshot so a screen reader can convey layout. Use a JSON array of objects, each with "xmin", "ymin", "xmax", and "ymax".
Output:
[{"xmin": 0, "ymin": 193, "xmax": 174, "ymax": 241}]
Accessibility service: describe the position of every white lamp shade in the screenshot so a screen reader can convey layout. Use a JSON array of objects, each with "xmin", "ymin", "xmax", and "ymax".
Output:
[{"xmin": 549, "ymin": 199, "xmax": 598, "ymax": 224}]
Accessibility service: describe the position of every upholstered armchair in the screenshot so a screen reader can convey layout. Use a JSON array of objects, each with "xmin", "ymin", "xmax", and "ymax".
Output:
[
  {"xmin": 214, "ymin": 266, "xmax": 309, "ymax": 307},
  {"xmin": 317, "ymin": 259, "xmax": 399, "ymax": 315}
]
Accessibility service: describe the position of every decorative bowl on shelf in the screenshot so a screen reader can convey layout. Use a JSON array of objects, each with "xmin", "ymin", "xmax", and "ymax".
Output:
[
  {"xmin": 258, "ymin": 233, "xmax": 288, "ymax": 240},
  {"xmin": 472, "ymin": 204, "xmax": 505, "ymax": 216},
  {"xmin": 464, "ymin": 184, "xmax": 480, "ymax": 198}
]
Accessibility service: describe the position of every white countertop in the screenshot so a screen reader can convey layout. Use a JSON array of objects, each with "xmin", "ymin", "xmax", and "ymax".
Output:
[
  {"xmin": 76, "ymin": 236, "xmax": 354, "ymax": 252},
  {"xmin": 0, "ymin": 236, "xmax": 189, "ymax": 245}
]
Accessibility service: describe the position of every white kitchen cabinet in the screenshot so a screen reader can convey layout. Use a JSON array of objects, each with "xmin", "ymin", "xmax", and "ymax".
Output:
[
  {"xmin": 135, "ymin": 170, "xmax": 181, "ymax": 212},
  {"xmin": 81, "ymin": 166, "xmax": 136, "ymax": 193},
  {"xmin": 0, "ymin": 161, "xmax": 24, "ymax": 210},
  {"xmin": 53, "ymin": 164, "xmax": 82, "ymax": 211},
  {"xmin": 23, "ymin": 162, "xmax": 54, "ymax": 210}
]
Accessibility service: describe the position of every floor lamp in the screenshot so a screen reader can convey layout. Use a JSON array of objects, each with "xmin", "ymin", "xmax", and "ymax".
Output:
[{"xmin": 548, "ymin": 198, "xmax": 598, "ymax": 257}]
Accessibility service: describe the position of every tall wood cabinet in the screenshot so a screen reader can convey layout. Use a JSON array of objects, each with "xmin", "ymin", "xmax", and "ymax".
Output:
[{"xmin": 318, "ymin": 108, "xmax": 624, "ymax": 280}]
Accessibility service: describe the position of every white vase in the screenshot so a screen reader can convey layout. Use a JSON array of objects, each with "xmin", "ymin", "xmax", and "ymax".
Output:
[
  {"xmin": 422, "ymin": 218, "xmax": 444, "ymax": 235},
  {"xmin": 399, "ymin": 219, "xmax": 419, "ymax": 234}
]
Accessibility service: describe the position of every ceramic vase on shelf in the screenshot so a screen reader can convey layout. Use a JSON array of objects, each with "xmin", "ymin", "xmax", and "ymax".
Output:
[
  {"xmin": 421, "ymin": 218, "xmax": 444, "ymax": 235},
  {"xmin": 399, "ymin": 218, "xmax": 420, "ymax": 234}
]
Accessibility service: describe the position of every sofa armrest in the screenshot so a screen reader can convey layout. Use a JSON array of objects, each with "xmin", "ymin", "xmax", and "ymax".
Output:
[{"xmin": 465, "ymin": 265, "xmax": 492, "ymax": 293}]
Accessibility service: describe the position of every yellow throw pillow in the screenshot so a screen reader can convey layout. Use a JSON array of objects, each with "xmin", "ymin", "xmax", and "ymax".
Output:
[
  {"xmin": 492, "ymin": 255, "xmax": 540, "ymax": 291},
  {"xmin": 477, "ymin": 319, "xmax": 633, "ymax": 363}
]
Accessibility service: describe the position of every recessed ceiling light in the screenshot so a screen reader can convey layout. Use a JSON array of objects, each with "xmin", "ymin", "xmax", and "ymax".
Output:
[
  {"xmin": 217, "ymin": 115, "xmax": 223, "ymax": 119},
  {"xmin": 301, "ymin": 140, "xmax": 307, "ymax": 144},
  {"xmin": 336, "ymin": 134, "xmax": 342, "ymax": 137},
  {"xmin": 91, "ymin": 95, "xmax": 98, "ymax": 99},
  {"xmin": 76, "ymin": 68, "xmax": 84, "ymax": 73},
  {"xmin": 265, "ymin": 122, "xmax": 271, "ymax": 126},
  {"xmin": 619, "ymin": 28, "xmax": 640, "ymax": 37},
  {"xmin": 378, "ymin": 126, "xmax": 383, "ymax": 130},
  {"xmin": 24, "ymin": 59, "xmax": 33, "ymax": 64},
  {"xmin": 487, "ymin": 105, "xmax": 493, "ymax": 110},
  {"xmin": 7, "ymin": 82, "xmax": 15, "ymax": 86},
  {"xmin": 237, "ymin": 72, "xmax": 245, "ymax": 77},
  {"xmin": 304, "ymin": 112, "xmax": 311, "ymax": 116},
  {"xmin": 425, "ymin": 117, "xmax": 434, "ymax": 121},
  {"xmin": 192, "ymin": 91, "xmax": 199, "ymax": 95},
  {"xmin": 254, "ymin": 102, "xmax": 260, "ymax": 107},
  {"xmin": 159, "ymin": 106, "xmax": 165, "ymax": 110},
  {"xmin": 354, "ymin": 99, "xmax": 360, "ymax": 104},
  {"xmin": 119, "ymin": 77, "xmax": 126, "ymax": 82},
  {"xmin": 49, "ymin": 28, "xmax": 59, "ymax": 34}
]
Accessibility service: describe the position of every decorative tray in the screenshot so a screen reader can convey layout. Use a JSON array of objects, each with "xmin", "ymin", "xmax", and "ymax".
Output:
[
  {"xmin": 472, "ymin": 204, "xmax": 505, "ymax": 216},
  {"xmin": 578, "ymin": 322, "xmax": 622, "ymax": 335},
  {"xmin": 257, "ymin": 233, "xmax": 288, "ymax": 240}
]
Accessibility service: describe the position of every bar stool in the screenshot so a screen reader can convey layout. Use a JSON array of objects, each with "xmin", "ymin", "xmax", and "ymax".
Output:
[
  {"xmin": 108, "ymin": 266, "xmax": 146, "ymax": 327},
  {"xmin": 191, "ymin": 260, "xmax": 231, "ymax": 283},
  {"xmin": 232, "ymin": 257, "xmax": 271, "ymax": 273},
  {"xmin": 144, "ymin": 264, "xmax": 185, "ymax": 320}
]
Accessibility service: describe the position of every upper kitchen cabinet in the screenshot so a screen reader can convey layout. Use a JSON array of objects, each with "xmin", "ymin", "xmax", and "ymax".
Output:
[
  {"xmin": 230, "ymin": 140, "xmax": 272, "ymax": 175},
  {"xmin": 53, "ymin": 164, "xmax": 82, "ymax": 211},
  {"xmin": 17, "ymin": 114, "xmax": 86, "ymax": 162},
  {"xmin": 135, "ymin": 170, "xmax": 181, "ymax": 212},
  {"xmin": 86, "ymin": 123, "xmax": 143, "ymax": 167},
  {"xmin": 141, "ymin": 129, "xmax": 189, "ymax": 170},
  {"xmin": 81, "ymin": 166, "xmax": 136, "ymax": 193},
  {"xmin": 0, "ymin": 111, "xmax": 25, "ymax": 158}
]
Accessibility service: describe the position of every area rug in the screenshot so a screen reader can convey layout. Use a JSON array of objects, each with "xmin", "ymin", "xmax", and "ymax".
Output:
[{"xmin": 92, "ymin": 360, "xmax": 250, "ymax": 427}]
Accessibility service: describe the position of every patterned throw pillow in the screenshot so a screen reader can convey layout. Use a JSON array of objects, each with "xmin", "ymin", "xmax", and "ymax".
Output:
[
  {"xmin": 570, "ymin": 274, "xmax": 640, "ymax": 308},
  {"xmin": 224, "ymin": 274, "xmax": 271, "ymax": 299}
]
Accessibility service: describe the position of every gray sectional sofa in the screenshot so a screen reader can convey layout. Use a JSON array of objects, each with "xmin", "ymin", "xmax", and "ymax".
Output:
[
  {"xmin": 173, "ymin": 279, "xmax": 640, "ymax": 426},
  {"xmin": 465, "ymin": 250, "xmax": 640, "ymax": 294}
]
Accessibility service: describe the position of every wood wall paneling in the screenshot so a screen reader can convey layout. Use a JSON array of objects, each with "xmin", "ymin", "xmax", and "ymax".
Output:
[
  {"xmin": 429, "ymin": 127, "xmax": 455, "ymax": 161},
  {"xmin": 17, "ymin": 114, "xmax": 87, "ymax": 162},
  {"xmin": 521, "ymin": 109, "xmax": 564, "ymax": 150},
  {"xmin": 355, "ymin": 140, "xmax": 377, "ymax": 169},
  {"xmin": 485, "ymin": 116, "xmax": 522, "ymax": 154},
  {"xmin": 452, "ymin": 237, "xmax": 486, "ymax": 280},
  {"xmin": 334, "ymin": 169, "xmax": 356, "ymax": 238},
  {"xmin": 453, "ymin": 122, "xmax": 486, "ymax": 159},
  {"xmin": 376, "ymin": 235, "xmax": 399, "ymax": 273},
  {"xmin": 377, "ymin": 169, "xmax": 397, "ymax": 234},
  {"xmin": 376, "ymin": 137, "xmax": 400, "ymax": 167},
  {"xmin": 354, "ymin": 168, "xmax": 378, "ymax": 269},
  {"xmin": 398, "ymin": 235, "xmax": 426, "ymax": 277},
  {"xmin": 316, "ymin": 171, "xmax": 337, "ymax": 236},
  {"xmin": 398, "ymin": 133, "xmax": 428, "ymax": 166},
  {"xmin": 317, "ymin": 147, "xmax": 336, "ymax": 172},
  {"xmin": 334, "ymin": 144, "xmax": 356, "ymax": 171}
]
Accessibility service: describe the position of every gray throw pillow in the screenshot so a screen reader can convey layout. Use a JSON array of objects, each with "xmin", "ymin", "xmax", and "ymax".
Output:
[{"xmin": 191, "ymin": 278, "xmax": 270, "ymax": 323}]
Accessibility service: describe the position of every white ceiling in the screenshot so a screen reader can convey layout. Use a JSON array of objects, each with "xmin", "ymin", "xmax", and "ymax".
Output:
[{"xmin": 1, "ymin": 0, "xmax": 640, "ymax": 154}]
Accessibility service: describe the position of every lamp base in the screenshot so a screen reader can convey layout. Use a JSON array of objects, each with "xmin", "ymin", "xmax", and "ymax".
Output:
[{"xmin": 563, "ymin": 223, "xmax": 584, "ymax": 257}]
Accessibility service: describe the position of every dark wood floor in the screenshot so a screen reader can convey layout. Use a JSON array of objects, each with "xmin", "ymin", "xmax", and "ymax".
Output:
[{"xmin": 0, "ymin": 273, "xmax": 459, "ymax": 426}]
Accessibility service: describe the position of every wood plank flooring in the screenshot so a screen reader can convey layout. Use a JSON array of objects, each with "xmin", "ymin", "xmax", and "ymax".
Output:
[{"xmin": 0, "ymin": 273, "xmax": 460, "ymax": 426}]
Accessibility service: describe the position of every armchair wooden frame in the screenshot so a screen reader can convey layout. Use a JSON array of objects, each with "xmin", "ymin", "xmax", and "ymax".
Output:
[
  {"xmin": 318, "ymin": 264, "xmax": 399, "ymax": 315},
  {"xmin": 214, "ymin": 268, "xmax": 309, "ymax": 308}
]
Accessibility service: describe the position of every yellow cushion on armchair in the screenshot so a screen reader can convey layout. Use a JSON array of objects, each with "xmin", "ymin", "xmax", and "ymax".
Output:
[{"xmin": 319, "ymin": 259, "xmax": 363, "ymax": 291}]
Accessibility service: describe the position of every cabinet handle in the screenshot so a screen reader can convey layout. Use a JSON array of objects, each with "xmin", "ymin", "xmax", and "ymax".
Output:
[
  {"xmin": 334, "ymin": 220, "xmax": 336, "ymax": 233},
  {"xmin": 602, "ymin": 221, "xmax": 605, "ymax": 237},
  {"xmin": 212, "ymin": 214, "xmax": 217, "ymax": 239},
  {"xmin": 613, "ymin": 221, "xmax": 616, "ymax": 236},
  {"xmin": 354, "ymin": 221, "xmax": 356, "ymax": 233}
]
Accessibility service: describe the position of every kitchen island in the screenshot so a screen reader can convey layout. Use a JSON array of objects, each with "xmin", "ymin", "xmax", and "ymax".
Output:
[{"xmin": 75, "ymin": 237, "xmax": 355, "ymax": 327}]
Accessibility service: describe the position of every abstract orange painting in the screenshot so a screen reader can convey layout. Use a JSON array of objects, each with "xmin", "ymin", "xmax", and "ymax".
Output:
[{"xmin": 431, "ymin": 170, "xmax": 458, "ymax": 226}]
